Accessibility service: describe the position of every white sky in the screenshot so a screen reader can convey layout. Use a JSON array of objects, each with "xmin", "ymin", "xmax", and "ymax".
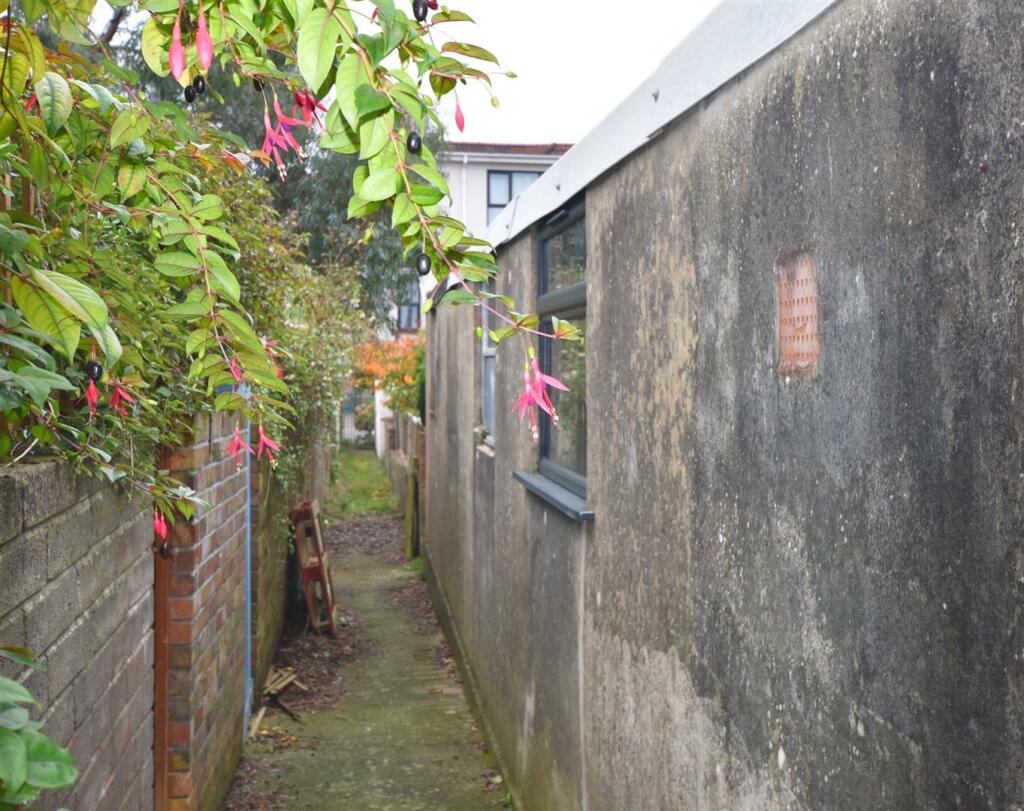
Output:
[{"xmin": 434, "ymin": 1, "xmax": 721, "ymax": 144}]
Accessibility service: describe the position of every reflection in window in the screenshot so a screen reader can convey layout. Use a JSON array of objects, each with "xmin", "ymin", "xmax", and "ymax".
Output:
[
  {"xmin": 546, "ymin": 319, "xmax": 586, "ymax": 474},
  {"xmin": 542, "ymin": 215, "xmax": 586, "ymax": 292}
]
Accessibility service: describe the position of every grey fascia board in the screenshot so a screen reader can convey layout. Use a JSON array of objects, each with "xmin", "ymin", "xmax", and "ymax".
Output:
[{"xmin": 484, "ymin": 0, "xmax": 839, "ymax": 248}]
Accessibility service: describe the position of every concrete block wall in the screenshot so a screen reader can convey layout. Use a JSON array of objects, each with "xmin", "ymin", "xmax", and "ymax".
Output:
[
  {"xmin": 0, "ymin": 461, "xmax": 153, "ymax": 811},
  {"xmin": 162, "ymin": 413, "xmax": 248, "ymax": 811}
]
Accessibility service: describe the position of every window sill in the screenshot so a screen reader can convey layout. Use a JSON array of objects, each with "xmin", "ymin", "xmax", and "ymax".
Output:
[{"xmin": 513, "ymin": 470, "xmax": 594, "ymax": 523}]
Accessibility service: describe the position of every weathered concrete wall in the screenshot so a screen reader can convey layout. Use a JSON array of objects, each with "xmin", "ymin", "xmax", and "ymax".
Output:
[
  {"xmin": 426, "ymin": 0, "xmax": 1024, "ymax": 808},
  {"xmin": 0, "ymin": 461, "xmax": 153, "ymax": 811}
]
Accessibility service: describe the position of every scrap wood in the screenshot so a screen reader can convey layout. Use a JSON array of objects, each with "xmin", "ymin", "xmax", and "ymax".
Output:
[
  {"xmin": 270, "ymin": 693, "xmax": 302, "ymax": 723},
  {"xmin": 248, "ymin": 706, "xmax": 267, "ymax": 741},
  {"xmin": 266, "ymin": 671, "xmax": 298, "ymax": 696},
  {"xmin": 292, "ymin": 678, "xmax": 310, "ymax": 692}
]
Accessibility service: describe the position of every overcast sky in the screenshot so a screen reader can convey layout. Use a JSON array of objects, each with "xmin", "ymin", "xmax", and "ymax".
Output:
[{"xmin": 435, "ymin": 1, "xmax": 721, "ymax": 145}]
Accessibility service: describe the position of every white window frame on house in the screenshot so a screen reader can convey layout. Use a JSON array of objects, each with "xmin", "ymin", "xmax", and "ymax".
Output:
[
  {"xmin": 487, "ymin": 170, "xmax": 542, "ymax": 225},
  {"xmin": 537, "ymin": 199, "xmax": 587, "ymax": 498}
]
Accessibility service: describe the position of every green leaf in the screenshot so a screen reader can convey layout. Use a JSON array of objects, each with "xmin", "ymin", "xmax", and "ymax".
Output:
[
  {"xmin": 391, "ymin": 193, "xmax": 415, "ymax": 227},
  {"xmin": 441, "ymin": 41, "xmax": 499, "ymax": 64},
  {"xmin": 360, "ymin": 169, "xmax": 399, "ymax": 202},
  {"xmin": 140, "ymin": 16, "xmax": 168, "ymax": 77},
  {"xmin": 370, "ymin": 0, "xmax": 395, "ymax": 26},
  {"xmin": 0, "ymin": 677, "xmax": 33, "ymax": 707},
  {"xmin": 116, "ymin": 161, "xmax": 146, "ymax": 200},
  {"xmin": 432, "ymin": 9, "xmax": 473, "ymax": 23},
  {"xmin": 10, "ymin": 367, "xmax": 75, "ymax": 406},
  {"xmin": 23, "ymin": 731, "xmax": 76, "ymax": 790},
  {"xmin": 297, "ymin": 8, "xmax": 342, "ymax": 91},
  {"xmin": 409, "ymin": 184, "xmax": 443, "ymax": 206},
  {"xmin": 358, "ymin": 112, "xmax": 391, "ymax": 159},
  {"xmin": 30, "ymin": 269, "xmax": 108, "ymax": 333},
  {"xmin": 0, "ymin": 335, "xmax": 53, "ymax": 369},
  {"xmin": 191, "ymin": 194, "xmax": 223, "ymax": 221},
  {"xmin": 0, "ymin": 649, "xmax": 42, "ymax": 672},
  {"xmin": 0, "ymin": 704, "xmax": 29, "ymax": 732},
  {"xmin": 354, "ymin": 84, "xmax": 390, "ymax": 119},
  {"xmin": 34, "ymin": 73, "xmax": 72, "ymax": 134},
  {"xmin": 409, "ymin": 163, "xmax": 449, "ymax": 197},
  {"xmin": 88, "ymin": 323, "xmax": 122, "ymax": 367},
  {"xmin": 205, "ymin": 260, "xmax": 240, "ymax": 303},
  {"xmin": 109, "ymin": 110, "xmax": 149, "ymax": 148},
  {"xmin": 0, "ymin": 728, "xmax": 26, "ymax": 794},
  {"xmin": 154, "ymin": 251, "xmax": 200, "ymax": 277},
  {"xmin": 10, "ymin": 278, "xmax": 80, "ymax": 360},
  {"xmin": 165, "ymin": 300, "xmax": 211, "ymax": 320},
  {"xmin": 0, "ymin": 224, "xmax": 28, "ymax": 258}
]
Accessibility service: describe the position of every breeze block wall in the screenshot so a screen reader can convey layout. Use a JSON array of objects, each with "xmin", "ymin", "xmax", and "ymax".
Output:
[
  {"xmin": 0, "ymin": 461, "xmax": 153, "ymax": 811},
  {"xmin": 160, "ymin": 413, "xmax": 248, "ymax": 811}
]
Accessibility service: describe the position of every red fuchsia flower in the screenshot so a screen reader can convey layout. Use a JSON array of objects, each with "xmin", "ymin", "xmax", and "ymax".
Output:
[
  {"xmin": 154, "ymin": 510, "xmax": 168, "ymax": 541},
  {"xmin": 227, "ymin": 424, "xmax": 254, "ymax": 468},
  {"xmin": 169, "ymin": 9, "xmax": 186, "ymax": 81},
  {"xmin": 256, "ymin": 424, "xmax": 281, "ymax": 466},
  {"xmin": 455, "ymin": 100, "xmax": 465, "ymax": 133},
  {"xmin": 261, "ymin": 111, "xmax": 288, "ymax": 179},
  {"xmin": 109, "ymin": 381, "xmax": 135, "ymax": 418},
  {"xmin": 261, "ymin": 336, "xmax": 283, "ymax": 379},
  {"xmin": 229, "ymin": 355, "xmax": 243, "ymax": 383},
  {"xmin": 83, "ymin": 379, "xmax": 100, "ymax": 415},
  {"xmin": 195, "ymin": 0, "xmax": 213, "ymax": 71},
  {"xmin": 293, "ymin": 90, "xmax": 327, "ymax": 129},
  {"xmin": 529, "ymin": 356, "xmax": 568, "ymax": 420},
  {"xmin": 427, "ymin": 0, "xmax": 438, "ymax": 8}
]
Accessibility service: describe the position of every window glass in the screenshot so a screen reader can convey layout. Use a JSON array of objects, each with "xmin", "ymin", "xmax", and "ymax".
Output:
[
  {"xmin": 511, "ymin": 171, "xmax": 540, "ymax": 196},
  {"xmin": 543, "ymin": 216, "xmax": 586, "ymax": 292},
  {"xmin": 545, "ymin": 319, "xmax": 586, "ymax": 474},
  {"xmin": 489, "ymin": 172, "xmax": 510, "ymax": 206}
]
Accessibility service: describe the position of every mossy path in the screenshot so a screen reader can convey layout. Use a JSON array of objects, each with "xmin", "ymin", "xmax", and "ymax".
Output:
[{"xmin": 227, "ymin": 458, "xmax": 501, "ymax": 809}]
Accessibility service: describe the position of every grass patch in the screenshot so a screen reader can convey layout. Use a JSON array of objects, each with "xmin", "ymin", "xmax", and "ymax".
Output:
[{"xmin": 328, "ymin": 447, "xmax": 397, "ymax": 517}]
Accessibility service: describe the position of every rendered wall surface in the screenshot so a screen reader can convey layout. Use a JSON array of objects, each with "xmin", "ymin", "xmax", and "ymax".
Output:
[
  {"xmin": 426, "ymin": 0, "xmax": 1024, "ymax": 807},
  {"xmin": 0, "ymin": 462, "xmax": 153, "ymax": 811}
]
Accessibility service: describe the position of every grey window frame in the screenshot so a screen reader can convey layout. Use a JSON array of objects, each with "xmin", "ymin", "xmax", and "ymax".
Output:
[
  {"xmin": 537, "ymin": 200, "xmax": 586, "ymax": 498},
  {"xmin": 487, "ymin": 170, "xmax": 542, "ymax": 225}
]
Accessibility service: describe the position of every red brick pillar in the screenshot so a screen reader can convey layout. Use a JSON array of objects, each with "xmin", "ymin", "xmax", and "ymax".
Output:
[{"xmin": 155, "ymin": 414, "xmax": 249, "ymax": 810}]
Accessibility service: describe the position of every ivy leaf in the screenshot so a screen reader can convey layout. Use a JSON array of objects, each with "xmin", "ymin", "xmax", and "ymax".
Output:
[
  {"xmin": 297, "ymin": 8, "xmax": 342, "ymax": 91},
  {"xmin": 33, "ymin": 72, "xmax": 72, "ymax": 135},
  {"xmin": 10, "ymin": 278, "xmax": 80, "ymax": 360},
  {"xmin": 22, "ymin": 731, "xmax": 76, "ymax": 790},
  {"xmin": 0, "ymin": 727, "xmax": 27, "ymax": 794}
]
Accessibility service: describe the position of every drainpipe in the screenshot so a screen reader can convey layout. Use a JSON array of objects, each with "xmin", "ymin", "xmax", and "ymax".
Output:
[{"xmin": 243, "ymin": 418, "xmax": 254, "ymax": 741}]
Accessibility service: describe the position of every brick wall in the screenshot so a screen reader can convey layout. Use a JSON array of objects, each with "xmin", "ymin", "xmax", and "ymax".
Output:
[
  {"xmin": 160, "ymin": 413, "xmax": 249, "ymax": 811},
  {"xmin": 250, "ymin": 460, "xmax": 289, "ymax": 693},
  {"xmin": 0, "ymin": 461, "xmax": 154, "ymax": 811}
]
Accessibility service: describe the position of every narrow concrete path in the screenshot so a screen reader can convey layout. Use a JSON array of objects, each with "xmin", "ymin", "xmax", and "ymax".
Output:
[{"xmin": 232, "ymin": 547, "xmax": 499, "ymax": 810}]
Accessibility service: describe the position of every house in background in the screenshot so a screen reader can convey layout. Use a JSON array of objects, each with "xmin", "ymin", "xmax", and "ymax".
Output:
[{"xmin": 374, "ymin": 141, "xmax": 572, "ymax": 458}]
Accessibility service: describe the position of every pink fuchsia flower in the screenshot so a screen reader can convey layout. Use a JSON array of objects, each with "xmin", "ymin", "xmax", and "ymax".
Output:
[
  {"xmin": 256, "ymin": 424, "xmax": 281, "ymax": 466},
  {"xmin": 109, "ymin": 381, "xmax": 135, "ymax": 418},
  {"xmin": 169, "ymin": 10, "xmax": 186, "ymax": 81},
  {"xmin": 195, "ymin": 1, "xmax": 213, "ymax": 71},
  {"xmin": 261, "ymin": 111, "xmax": 288, "ymax": 179},
  {"xmin": 84, "ymin": 379, "xmax": 100, "ymax": 415},
  {"xmin": 154, "ymin": 510, "xmax": 168, "ymax": 541},
  {"xmin": 227, "ymin": 424, "xmax": 254, "ymax": 468},
  {"xmin": 293, "ymin": 90, "xmax": 327, "ymax": 129},
  {"xmin": 511, "ymin": 356, "xmax": 569, "ymax": 443},
  {"xmin": 229, "ymin": 355, "xmax": 243, "ymax": 383},
  {"xmin": 455, "ymin": 100, "xmax": 465, "ymax": 133}
]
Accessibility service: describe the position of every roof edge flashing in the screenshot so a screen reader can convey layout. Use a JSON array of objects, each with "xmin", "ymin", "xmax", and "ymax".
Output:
[{"xmin": 484, "ymin": 0, "xmax": 839, "ymax": 249}]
